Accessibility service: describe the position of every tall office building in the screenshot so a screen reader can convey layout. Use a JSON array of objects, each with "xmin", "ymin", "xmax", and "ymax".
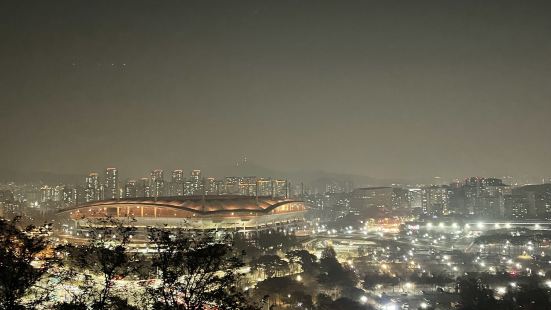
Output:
[{"xmin": 105, "ymin": 168, "xmax": 119, "ymax": 199}]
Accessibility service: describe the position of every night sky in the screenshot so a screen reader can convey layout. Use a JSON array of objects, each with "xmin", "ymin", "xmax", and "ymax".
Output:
[{"xmin": 1, "ymin": 1, "xmax": 550, "ymax": 180}]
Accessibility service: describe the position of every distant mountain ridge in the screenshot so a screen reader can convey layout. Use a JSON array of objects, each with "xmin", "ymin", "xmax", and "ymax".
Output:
[{"xmin": 205, "ymin": 161, "xmax": 413, "ymax": 191}]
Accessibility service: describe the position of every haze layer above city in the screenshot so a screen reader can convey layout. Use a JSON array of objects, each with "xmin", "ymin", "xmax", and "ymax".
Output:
[{"xmin": 2, "ymin": 0, "xmax": 551, "ymax": 182}]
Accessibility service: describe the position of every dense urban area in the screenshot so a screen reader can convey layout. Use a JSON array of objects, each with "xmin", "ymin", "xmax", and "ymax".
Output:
[{"xmin": 2, "ymin": 166, "xmax": 551, "ymax": 309}]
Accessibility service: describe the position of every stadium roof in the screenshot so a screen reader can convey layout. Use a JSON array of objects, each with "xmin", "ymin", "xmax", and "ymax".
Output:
[{"xmin": 58, "ymin": 195, "xmax": 303, "ymax": 215}]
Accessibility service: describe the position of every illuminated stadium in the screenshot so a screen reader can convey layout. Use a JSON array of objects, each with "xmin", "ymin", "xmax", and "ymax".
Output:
[{"xmin": 57, "ymin": 195, "xmax": 308, "ymax": 236}]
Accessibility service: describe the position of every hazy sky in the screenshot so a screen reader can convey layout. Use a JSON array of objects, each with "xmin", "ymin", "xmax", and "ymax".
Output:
[{"xmin": 1, "ymin": 0, "xmax": 550, "ymax": 179}]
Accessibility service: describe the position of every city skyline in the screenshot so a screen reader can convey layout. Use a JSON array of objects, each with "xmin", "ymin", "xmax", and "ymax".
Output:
[
  {"xmin": 17, "ymin": 167, "xmax": 551, "ymax": 220},
  {"xmin": 2, "ymin": 162, "xmax": 550, "ymax": 186}
]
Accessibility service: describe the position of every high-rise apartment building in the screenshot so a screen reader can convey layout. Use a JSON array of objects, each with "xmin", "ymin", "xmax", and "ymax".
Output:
[
  {"xmin": 407, "ymin": 188, "xmax": 423, "ymax": 210},
  {"xmin": 85, "ymin": 172, "xmax": 100, "ymax": 202},
  {"xmin": 189, "ymin": 170, "xmax": 202, "ymax": 195},
  {"xmin": 512, "ymin": 184, "xmax": 551, "ymax": 219},
  {"xmin": 204, "ymin": 177, "xmax": 216, "ymax": 195},
  {"xmin": 272, "ymin": 179, "xmax": 288, "ymax": 198},
  {"xmin": 105, "ymin": 168, "xmax": 119, "ymax": 199},
  {"xmin": 170, "ymin": 169, "xmax": 184, "ymax": 196},
  {"xmin": 505, "ymin": 194, "xmax": 530, "ymax": 220},
  {"xmin": 460, "ymin": 177, "xmax": 508, "ymax": 217},
  {"xmin": 351, "ymin": 187, "xmax": 393, "ymax": 210},
  {"xmin": 223, "ymin": 177, "xmax": 240, "ymax": 195},
  {"xmin": 137, "ymin": 178, "xmax": 151, "ymax": 197},
  {"xmin": 421, "ymin": 186, "xmax": 449, "ymax": 216},
  {"xmin": 257, "ymin": 178, "xmax": 272, "ymax": 196},
  {"xmin": 62, "ymin": 186, "xmax": 76, "ymax": 205},
  {"xmin": 150, "ymin": 169, "xmax": 165, "ymax": 198},
  {"xmin": 124, "ymin": 180, "xmax": 137, "ymax": 198},
  {"xmin": 239, "ymin": 177, "xmax": 257, "ymax": 196}
]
